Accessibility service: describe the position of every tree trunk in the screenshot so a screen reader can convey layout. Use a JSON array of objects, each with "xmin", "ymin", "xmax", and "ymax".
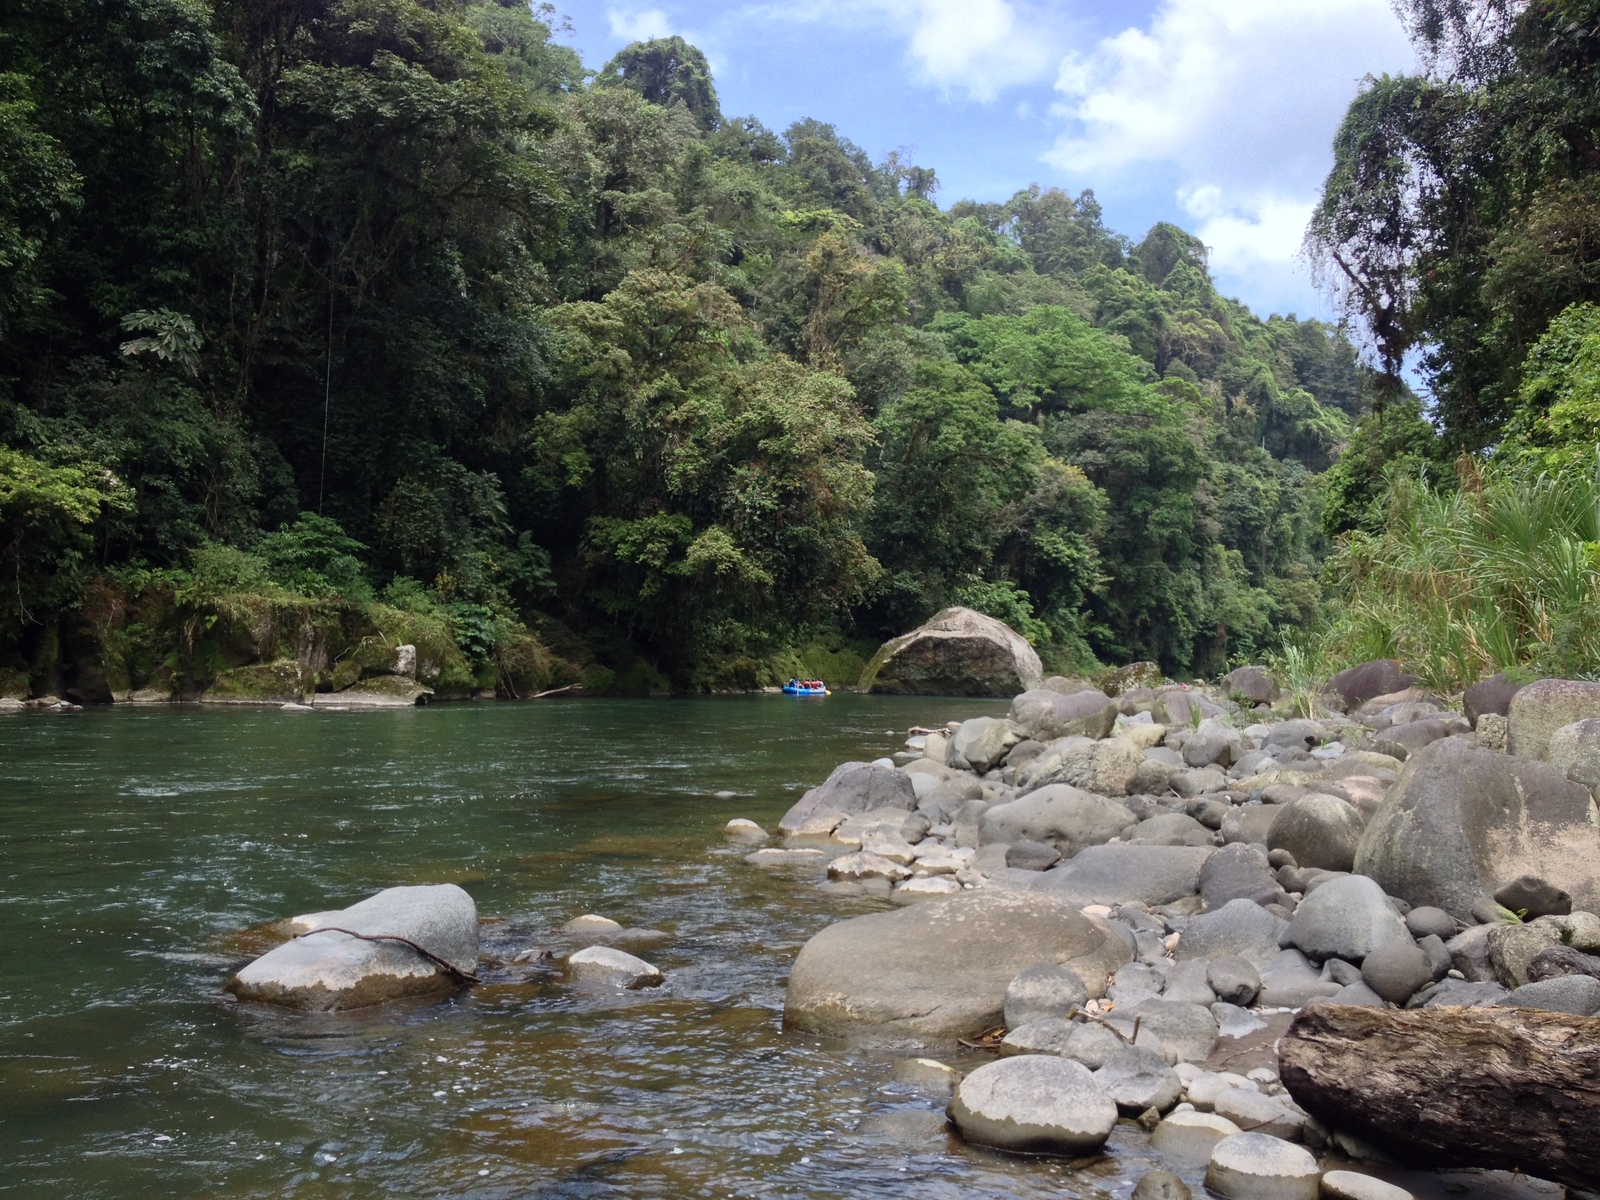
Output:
[{"xmin": 1279, "ymin": 1004, "xmax": 1600, "ymax": 1189}]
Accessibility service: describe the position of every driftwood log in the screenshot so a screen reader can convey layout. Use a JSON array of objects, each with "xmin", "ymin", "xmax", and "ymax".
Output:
[{"xmin": 1279, "ymin": 1004, "xmax": 1600, "ymax": 1188}]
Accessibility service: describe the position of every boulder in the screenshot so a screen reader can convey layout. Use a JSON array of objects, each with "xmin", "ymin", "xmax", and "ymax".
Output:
[
  {"xmin": 1093, "ymin": 1046, "xmax": 1182, "ymax": 1113},
  {"xmin": 1404, "ymin": 906, "xmax": 1457, "ymax": 941},
  {"xmin": 1127, "ymin": 812, "xmax": 1212, "ymax": 847},
  {"xmin": 1528, "ymin": 943, "xmax": 1600, "ymax": 982},
  {"xmin": 1360, "ymin": 941, "xmax": 1433, "ymax": 1004},
  {"xmin": 1044, "ymin": 675, "xmax": 1103, "ymax": 696},
  {"xmin": 1184, "ymin": 719, "xmax": 1244, "ymax": 769},
  {"xmin": 978, "ymin": 785, "xmax": 1134, "ymax": 850},
  {"xmin": 1267, "ymin": 794, "xmax": 1365, "ymax": 873},
  {"xmin": 1224, "ymin": 666, "xmax": 1279, "ymax": 706},
  {"xmin": 1321, "ymin": 1171, "xmax": 1415, "ymax": 1200},
  {"xmin": 1508, "ymin": 678, "xmax": 1600, "ymax": 761},
  {"xmin": 1463, "ymin": 671, "xmax": 1527, "ymax": 725},
  {"xmin": 1324, "ymin": 660, "xmax": 1417, "ymax": 713},
  {"xmin": 1257, "ymin": 948, "xmax": 1343, "ymax": 1008},
  {"xmin": 1032, "ymin": 844, "xmax": 1215, "ymax": 908},
  {"xmin": 946, "ymin": 717, "xmax": 1021, "ymax": 773},
  {"xmin": 1494, "ymin": 874, "xmax": 1572, "ymax": 919},
  {"xmin": 1100, "ymin": 661, "xmax": 1164, "ymax": 696},
  {"xmin": 1127, "ymin": 998, "xmax": 1218, "ymax": 1063},
  {"xmin": 329, "ymin": 675, "xmax": 433, "ymax": 707},
  {"xmin": 1177, "ymin": 899, "xmax": 1288, "ymax": 968},
  {"xmin": 859, "ymin": 606, "xmax": 1043, "ymax": 697},
  {"xmin": 226, "ymin": 885, "xmax": 478, "ymax": 1011},
  {"xmin": 1547, "ymin": 718, "xmax": 1600, "ymax": 790},
  {"xmin": 1207, "ymin": 955, "xmax": 1262, "ymax": 1006},
  {"xmin": 999, "ymin": 1016, "xmax": 1078, "ymax": 1056},
  {"xmin": 1163, "ymin": 958, "xmax": 1219, "ymax": 1006},
  {"xmin": 778, "ymin": 762, "xmax": 917, "ymax": 833},
  {"xmin": 567, "ymin": 945, "xmax": 663, "ymax": 988},
  {"xmin": 1020, "ymin": 737, "xmax": 1144, "ymax": 796},
  {"xmin": 1354, "ymin": 738, "xmax": 1600, "ymax": 919},
  {"xmin": 1487, "ymin": 916, "xmax": 1570, "ymax": 987},
  {"xmin": 1206, "ymin": 1133, "xmax": 1320, "ymax": 1200},
  {"xmin": 1171, "ymin": 766, "xmax": 1230, "ymax": 797},
  {"xmin": 1373, "ymin": 716, "xmax": 1462, "ymax": 762},
  {"xmin": 784, "ymin": 890, "xmax": 1131, "ymax": 1038},
  {"xmin": 1153, "ymin": 689, "xmax": 1226, "ymax": 727},
  {"xmin": 1212, "ymin": 1088, "xmax": 1304, "ymax": 1140},
  {"xmin": 1005, "ymin": 840, "xmax": 1061, "ymax": 871},
  {"xmin": 1199, "ymin": 843, "xmax": 1280, "ymax": 909},
  {"xmin": 1220, "ymin": 805, "xmax": 1279, "ymax": 847},
  {"xmin": 1133, "ymin": 1168, "xmax": 1196, "ymax": 1200},
  {"xmin": 1009, "ymin": 688, "xmax": 1117, "ymax": 742},
  {"xmin": 1264, "ymin": 719, "xmax": 1324, "ymax": 751},
  {"xmin": 1285, "ymin": 874, "xmax": 1411, "ymax": 963},
  {"xmin": 1004, "ymin": 962, "xmax": 1089, "ymax": 1028},
  {"xmin": 1503, "ymin": 974, "xmax": 1600, "ymax": 1015},
  {"xmin": 1152, "ymin": 1111, "xmax": 1242, "ymax": 1165},
  {"xmin": 947, "ymin": 1056, "xmax": 1118, "ymax": 1154},
  {"xmin": 723, "ymin": 818, "xmax": 768, "ymax": 841}
]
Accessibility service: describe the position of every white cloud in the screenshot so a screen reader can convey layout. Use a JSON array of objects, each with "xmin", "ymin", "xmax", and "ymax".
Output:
[
  {"xmin": 607, "ymin": 7, "xmax": 673, "ymax": 41},
  {"xmin": 755, "ymin": 0, "xmax": 1065, "ymax": 101},
  {"xmin": 1047, "ymin": 0, "xmax": 1416, "ymax": 314}
]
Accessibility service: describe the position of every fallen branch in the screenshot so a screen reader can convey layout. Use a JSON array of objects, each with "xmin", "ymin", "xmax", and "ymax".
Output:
[
  {"xmin": 299, "ymin": 926, "xmax": 480, "ymax": 985},
  {"xmin": 532, "ymin": 684, "xmax": 581, "ymax": 699}
]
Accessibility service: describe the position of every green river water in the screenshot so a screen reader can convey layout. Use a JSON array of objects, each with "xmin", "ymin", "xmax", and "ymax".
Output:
[{"xmin": 0, "ymin": 695, "xmax": 1191, "ymax": 1200}]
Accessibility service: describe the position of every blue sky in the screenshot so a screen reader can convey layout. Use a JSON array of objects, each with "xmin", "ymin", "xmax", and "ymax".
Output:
[{"xmin": 550, "ymin": 0, "xmax": 1419, "ymax": 324}]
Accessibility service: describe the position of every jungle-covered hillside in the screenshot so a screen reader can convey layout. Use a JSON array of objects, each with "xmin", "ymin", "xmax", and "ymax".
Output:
[{"xmin": 0, "ymin": 0, "xmax": 1376, "ymax": 695}]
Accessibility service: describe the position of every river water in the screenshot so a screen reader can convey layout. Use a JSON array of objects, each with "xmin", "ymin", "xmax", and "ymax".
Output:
[{"xmin": 0, "ymin": 695, "xmax": 1190, "ymax": 1199}]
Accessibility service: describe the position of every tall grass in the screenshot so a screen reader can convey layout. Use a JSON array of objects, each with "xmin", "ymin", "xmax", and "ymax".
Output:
[{"xmin": 1322, "ymin": 456, "xmax": 1600, "ymax": 693}]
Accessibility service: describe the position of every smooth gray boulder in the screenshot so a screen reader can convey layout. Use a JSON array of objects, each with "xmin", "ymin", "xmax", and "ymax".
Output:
[
  {"xmin": 999, "ymin": 1016, "xmax": 1078, "ymax": 1056},
  {"xmin": 1547, "ymin": 718, "xmax": 1600, "ymax": 790},
  {"xmin": 1267, "ymin": 793, "xmax": 1365, "ymax": 873},
  {"xmin": 860, "ymin": 606, "xmax": 1043, "ymax": 697},
  {"xmin": 784, "ymin": 890, "xmax": 1131, "ymax": 1038},
  {"xmin": 1220, "ymin": 805, "xmax": 1279, "ymax": 847},
  {"xmin": 1134, "ymin": 1167, "xmax": 1198, "ymax": 1200},
  {"xmin": 978, "ymin": 785, "xmax": 1134, "ymax": 850},
  {"xmin": 1206, "ymin": 955, "xmax": 1261, "ymax": 1006},
  {"xmin": 1184, "ymin": 719, "xmax": 1244, "ymax": 769},
  {"xmin": 778, "ymin": 762, "xmax": 917, "ymax": 833},
  {"xmin": 1224, "ymin": 666, "xmax": 1279, "ymax": 706},
  {"xmin": 567, "ymin": 945, "xmax": 663, "ymax": 988},
  {"xmin": 1354, "ymin": 738, "xmax": 1600, "ymax": 918},
  {"xmin": 1010, "ymin": 688, "xmax": 1117, "ymax": 742},
  {"xmin": 1325, "ymin": 659, "xmax": 1417, "ymax": 713},
  {"xmin": 1286, "ymin": 874, "xmax": 1411, "ymax": 962},
  {"xmin": 1163, "ymin": 958, "xmax": 1218, "ymax": 1006},
  {"xmin": 1257, "ymin": 948, "xmax": 1342, "ymax": 1007},
  {"xmin": 226, "ymin": 884, "xmax": 478, "ymax": 1011},
  {"xmin": 1199, "ymin": 843, "xmax": 1279, "ymax": 908},
  {"xmin": 1359, "ymin": 940, "xmax": 1432, "ymax": 1004},
  {"xmin": 1031, "ymin": 844, "xmax": 1214, "ymax": 908},
  {"xmin": 1263, "ymin": 719, "xmax": 1323, "ymax": 752},
  {"xmin": 1127, "ymin": 812, "xmax": 1213, "ymax": 846},
  {"xmin": 947, "ymin": 1056, "xmax": 1118, "ymax": 1154},
  {"xmin": 946, "ymin": 717, "xmax": 1021, "ymax": 773},
  {"xmin": 1373, "ymin": 715, "xmax": 1463, "ymax": 761},
  {"xmin": 1127, "ymin": 998, "xmax": 1218, "ymax": 1063},
  {"xmin": 1405, "ymin": 906, "xmax": 1457, "ymax": 941},
  {"xmin": 1494, "ymin": 874, "xmax": 1572, "ymax": 919},
  {"xmin": 1508, "ymin": 677, "xmax": 1600, "ymax": 761},
  {"xmin": 1464, "ymin": 672, "xmax": 1526, "ymax": 725},
  {"xmin": 1004, "ymin": 962, "xmax": 1089, "ymax": 1028},
  {"xmin": 1503, "ymin": 974, "xmax": 1600, "ymax": 1015},
  {"xmin": 1206, "ymin": 1132, "xmax": 1320, "ymax": 1200},
  {"xmin": 1093, "ymin": 1046, "xmax": 1181, "ymax": 1113},
  {"xmin": 1005, "ymin": 840, "xmax": 1061, "ymax": 871},
  {"xmin": 1175, "ymin": 899, "xmax": 1288, "ymax": 968}
]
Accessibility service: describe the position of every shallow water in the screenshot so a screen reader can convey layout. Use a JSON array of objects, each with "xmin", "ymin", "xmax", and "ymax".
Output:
[{"xmin": 0, "ymin": 694, "xmax": 1190, "ymax": 1199}]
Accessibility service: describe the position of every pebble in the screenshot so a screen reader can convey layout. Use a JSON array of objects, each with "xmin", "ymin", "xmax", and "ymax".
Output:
[{"xmin": 1205, "ymin": 1132, "xmax": 1320, "ymax": 1200}]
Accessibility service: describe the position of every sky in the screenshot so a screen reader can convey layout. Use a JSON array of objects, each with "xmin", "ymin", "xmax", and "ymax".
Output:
[{"xmin": 550, "ymin": 0, "xmax": 1419, "ymax": 323}]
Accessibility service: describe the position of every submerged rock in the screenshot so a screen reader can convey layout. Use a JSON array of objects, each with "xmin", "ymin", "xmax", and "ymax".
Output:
[{"xmin": 226, "ymin": 884, "xmax": 477, "ymax": 1012}]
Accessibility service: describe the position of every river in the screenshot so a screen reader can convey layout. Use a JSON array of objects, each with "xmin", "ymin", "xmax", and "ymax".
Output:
[{"xmin": 0, "ymin": 695, "xmax": 1187, "ymax": 1198}]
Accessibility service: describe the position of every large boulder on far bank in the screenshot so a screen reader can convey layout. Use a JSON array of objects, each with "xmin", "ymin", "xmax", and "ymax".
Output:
[
  {"xmin": 1354, "ymin": 738, "xmax": 1600, "ymax": 919},
  {"xmin": 1508, "ymin": 678, "xmax": 1600, "ymax": 762},
  {"xmin": 225, "ymin": 884, "xmax": 478, "ymax": 1011},
  {"xmin": 1323, "ymin": 659, "xmax": 1417, "ymax": 713},
  {"xmin": 1010, "ymin": 688, "xmax": 1117, "ymax": 742},
  {"xmin": 1223, "ymin": 665, "xmax": 1279, "ymax": 706},
  {"xmin": 778, "ymin": 762, "xmax": 917, "ymax": 833},
  {"xmin": 784, "ymin": 890, "xmax": 1130, "ymax": 1038},
  {"xmin": 859, "ymin": 607, "xmax": 1042, "ymax": 697},
  {"xmin": 1031, "ymin": 844, "xmax": 1214, "ymax": 908}
]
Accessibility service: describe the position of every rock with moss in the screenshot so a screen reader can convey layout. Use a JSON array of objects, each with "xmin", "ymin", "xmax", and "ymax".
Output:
[
  {"xmin": 327, "ymin": 675, "xmax": 432, "ymax": 707},
  {"xmin": 858, "ymin": 607, "xmax": 1042, "ymax": 697},
  {"xmin": 203, "ymin": 660, "xmax": 313, "ymax": 704}
]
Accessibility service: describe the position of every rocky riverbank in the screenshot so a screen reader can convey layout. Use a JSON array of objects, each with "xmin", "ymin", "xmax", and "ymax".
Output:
[{"xmin": 730, "ymin": 661, "xmax": 1600, "ymax": 1198}]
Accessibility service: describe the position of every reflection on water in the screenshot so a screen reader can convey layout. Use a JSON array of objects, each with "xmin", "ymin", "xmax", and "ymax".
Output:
[{"xmin": 0, "ymin": 696, "xmax": 1174, "ymax": 1198}]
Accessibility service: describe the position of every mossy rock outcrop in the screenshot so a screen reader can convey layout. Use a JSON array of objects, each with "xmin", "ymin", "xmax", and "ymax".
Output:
[
  {"xmin": 327, "ymin": 676, "xmax": 432, "ymax": 707},
  {"xmin": 203, "ymin": 660, "xmax": 313, "ymax": 704}
]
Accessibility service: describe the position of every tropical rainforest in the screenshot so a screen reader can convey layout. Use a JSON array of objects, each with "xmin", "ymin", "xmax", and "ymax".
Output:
[{"xmin": 0, "ymin": 0, "xmax": 1383, "ymax": 699}]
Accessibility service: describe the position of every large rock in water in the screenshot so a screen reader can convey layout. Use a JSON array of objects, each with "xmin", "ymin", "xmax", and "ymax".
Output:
[
  {"xmin": 226, "ymin": 885, "xmax": 478, "ymax": 1011},
  {"xmin": 778, "ymin": 762, "xmax": 917, "ymax": 833},
  {"xmin": 1354, "ymin": 738, "xmax": 1600, "ymax": 919},
  {"xmin": 858, "ymin": 607, "xmax": 1043, "ymax": 697},
  {"xmin": 784, "ymin": 890, "xmax": 1130, "ymax": 1038}
]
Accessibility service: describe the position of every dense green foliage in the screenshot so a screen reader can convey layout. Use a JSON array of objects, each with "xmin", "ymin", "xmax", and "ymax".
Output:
[{"xmin": 0, "ymin": 2, "xmax": 1375, "ymax": 693}]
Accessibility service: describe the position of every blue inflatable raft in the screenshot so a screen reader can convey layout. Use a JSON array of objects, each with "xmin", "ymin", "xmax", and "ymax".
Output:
[{"xmin": 782, "ymin": 683, "xmax": 830, "ymax": 696}]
